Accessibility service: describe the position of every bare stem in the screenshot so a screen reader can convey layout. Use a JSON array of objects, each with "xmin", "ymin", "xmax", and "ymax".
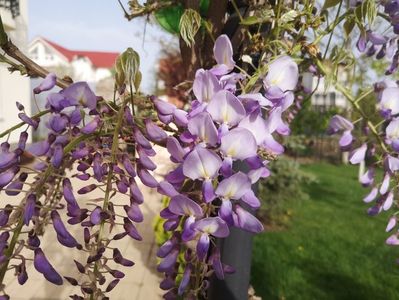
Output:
[{"xmin": 118, "ymin": 0, "xmax": 175, "ymax": 21}]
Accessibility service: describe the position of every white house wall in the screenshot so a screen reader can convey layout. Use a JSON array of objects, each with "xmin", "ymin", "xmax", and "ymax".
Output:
[
  {"xmin": 29, "ymin": 41, "xmax": 69, "ymax": 67},
  {"xmin": 71, "ymin": 58, "xmax": 96, "ymax": 83},
  {"xmin": 95, "ymin": 68, "xmax": 112, "ymax": 82},
  {"xmin": 0, "ymin": 0, "xmax": 31, "ymax": 144}
]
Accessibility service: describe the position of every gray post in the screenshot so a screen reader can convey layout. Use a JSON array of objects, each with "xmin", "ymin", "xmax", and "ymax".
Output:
[{"xmin": 208, "ymin": 228, "xmax": 253, "ymax": 300}]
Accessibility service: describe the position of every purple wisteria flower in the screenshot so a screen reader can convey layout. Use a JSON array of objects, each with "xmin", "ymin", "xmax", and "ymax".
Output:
[
  {"xmin": 152, "ymin": 34, "xmax": 300, "ymax": 298},
  {"xmin": 33, "ymin": 73, "xmax": 57, "ymax": 94},
  {"xmin": 327, "ymin": 115, "xmax": 354, "ymax": 150}
]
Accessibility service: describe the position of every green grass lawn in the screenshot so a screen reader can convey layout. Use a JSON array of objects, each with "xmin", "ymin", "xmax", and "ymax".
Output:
[{"xmin": 251, "ymin": 163, "xmax": 399, "ymax": 300}]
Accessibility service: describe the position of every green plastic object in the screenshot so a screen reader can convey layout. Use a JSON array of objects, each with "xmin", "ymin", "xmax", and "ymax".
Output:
[
  {"xmin": 154, "ymin": 0, "xmax": 209, "ymax": 34},
  {"xmin": 154, "ymin": 4, "xmax": 184, "ymax": 34}
]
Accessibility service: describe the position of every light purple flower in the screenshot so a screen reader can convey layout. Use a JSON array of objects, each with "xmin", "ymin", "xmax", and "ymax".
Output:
[
  {"xmin": 81, "ymin": 116, "xmax": 101, "ymax": 134},
  {"xmin": 18, "ymin": 113, "xmax": 39, "ymax": 129},
  {"xmin": 327, "ymin": 115, "xmax": 354, "ymax": 134},
  {"xmin": 27, "ymin": 140, "xmax": 50, "ymax": 156},
  {"xmin": 238, "ymin": 93, "xmax": 273, "ymax": 108},
  {"xmin": 123, "ymin": 217, "xmax": 142, "ymax": 240},
  {"xmin": 137, "ymin": 167, "xmax": 158, "ymax": 188},
  {"xmin": 220, "ymin": 128, "xmax": 257, "ymax": 160},
  {"xmin": 145, "ymin": 119, "xmax": 167, "ymax": 142},
  {"xmin": 157, "ymin": 248, "xmax": 179, "ymax": 272},
  {"xmin": 263, "ymin": 56, "xmax": 298, "ymax": 92},
  {"xmin": 339, "ymin": 130, "xmax": 354, "ymax": 149},
  {"xmin": 380, "ymin": 173, "xmax": 391, "ymax": 194},
  {"xmin": 124, "ymin": 204, "xmax": 143, "ymax": 223},
  {"xmin": 238, "ymin": 113, "xmax": 270, "ymax": 145},
  {"xmin": 138, "ymin": 149, "xmax": 156, "ymax": 171},
  {"xmin": 51, "ymin": 144, "xmax": 63, "ymax": 168},
  {"xmin": 386, "ymin": 118, "xmax": 399, "ymax": 151},
  {"xmin": 192, "ymin": 217, "xmax": 230, "ymax": 238},
  {"xmin": 383, "ymin": 191, "xmax": 394, "ymax": 211},
  {"xmin": 182, "ymin": 146, "xmax": 222, "ymax": 180},
  {"xmin": 234, "ymin": 205, "xmax": 264, "ymax": 233},
  {"xmin": 386, "ymin": 234, "xmax": 399, "ymax": 245},
  {"xmin": 207, "ymin": 90, "xmax": 246, "ymax": 127},
  {"xmin": 367, "ymin": 30, "xmax": 388, "ymax": 45},
  {"xmin": 157, "ymin": 181, "xmax": 179, "ymax": 197},
  {"xmin": 33, "ymin": 73, "xmax": 57, "ymax": 94},
  {"xmin": 193, "ymin": 69, "xmax": 221, "ymax": 103},
  {"xmin": 47, "ymin": 114, "xmax": 68, "ymax": 134},
  {"xmin": 63, "ymin": 82, "xmax": 97, "ymax": 110},
  {"xmin": 248, "ymin": 166, "xmax": 270, "ymax": 184},
  {"xmin": 386, "ymin": 217, "xmax": 397, "ymax": 232},
  {"xmin": 215, "ymin": 172, "xmax": 252, "ymax": 224},
  {"xmin": 188, "ymin": 112, "xmax": 218, "ymax": 146},
  {"xmin": 349, "ymin": 144, "xmax": 367, "ymax": 164},
  {"xmin": 266, "ymin": 107, "xmax": 290, "ymax": 136},
  {"xmin": 178, "ymin": 264, "xmax": 192, "ymax": 295},
  {"xmin": 0, "ymin": 152, "xmax": 16, "ymax": 169},
  {"xmin": 363, "ymin": 187, "xmax": 378, "ymax": 203},
  {"xmin": 153, "ymin": 98, "xmax": 176, "ymax": 115},
  {"xmin": 360, "ymin": 168, "xmax": 375, "ymax": 187},
  {"xmin": 168, "ymin": 195, "xmax": 202, "ymax": 217},
  {"xmin": 385, "ymin": 155, "xmax": 399, "ymax": 174},
  {"xmin": 215, "ymin": 172, "xmax": 251, "ymax": 200},
  {"xmin": 211, "ymin": 34, "xmax": 235, "ymax": 75},
  {"xmin": 357, "ymin": 32, "xmax": 367, "ymax": 52},
  {"xmin": 379, "ymin": 87, "xmax": 399, "ymax": 118},
  {"xmin": 166, "ymin": 137, "xmax": 186, "ymax": 163}
]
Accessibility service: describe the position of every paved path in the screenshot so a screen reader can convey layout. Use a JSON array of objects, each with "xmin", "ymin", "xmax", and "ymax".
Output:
[{"xmin": 2, "ymin": 146, "xmax": 171, "ymax": 299}]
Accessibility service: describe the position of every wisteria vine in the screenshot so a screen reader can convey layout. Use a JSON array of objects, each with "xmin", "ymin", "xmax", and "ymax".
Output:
[{"xmin": 3, "ymin": 0, "xmax": 399, "ymax": 299}]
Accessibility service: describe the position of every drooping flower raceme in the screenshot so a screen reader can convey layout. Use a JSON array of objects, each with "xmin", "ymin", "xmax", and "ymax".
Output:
[
  {"xmin": 0, "ymin": 35, "xmax": 299, "ymax": 299},
  {"xmin": 152, "ymin": 35, "xmax": 299, "ymax": 298}
]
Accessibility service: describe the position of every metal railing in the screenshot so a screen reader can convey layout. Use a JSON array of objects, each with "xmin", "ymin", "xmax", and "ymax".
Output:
[{"xmin": 0, "ymin": 0, "xmax": 19, "ymax": 18}]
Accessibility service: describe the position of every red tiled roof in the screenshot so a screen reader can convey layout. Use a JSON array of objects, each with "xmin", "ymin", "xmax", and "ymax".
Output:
[{"xmin": 42, "ymin": 38, "xmax": 119, "ymax": 69}]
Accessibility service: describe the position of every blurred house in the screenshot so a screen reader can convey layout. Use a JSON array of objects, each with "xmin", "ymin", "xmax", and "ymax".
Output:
[
  {"xmin": 303, "ymin": 71, "xmax": 348, "ymax": 112},
  {"xmin": 0, "ymin": 0, "xmax": 30, "ymax": 143},
  {"xmin": 28, "ymin": 38, "xmax": 119, "ymax": 139},
  {"xmin": 28, "ymin": 37, "xmax": 118, "ymax": 85}
]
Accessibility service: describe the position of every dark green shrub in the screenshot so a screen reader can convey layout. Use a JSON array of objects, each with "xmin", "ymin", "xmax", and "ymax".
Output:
[{"xmin": 257, "ymin": 158, "xmax": 316, "ymax": 229}]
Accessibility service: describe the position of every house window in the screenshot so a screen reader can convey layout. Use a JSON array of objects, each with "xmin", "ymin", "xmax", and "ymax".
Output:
[
  {"xmin": 30, "ymin": 47, "xmax": 39, "ymax": 60},
  {"xmin": 328, "ymin": 92, "xmax": 336, "ymax": 106},
  {"xmin": 0, "ymin": 0, "xmax": 20, "ymax": 18}
]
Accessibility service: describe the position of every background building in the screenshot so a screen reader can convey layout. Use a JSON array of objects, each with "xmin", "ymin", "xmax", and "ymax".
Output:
[
  {"xmin": 303, "ymin": 71, "xmax": 348, "ymax": 112},
  {"xmin": 0, "ymin": 0, "xmax": 30, "ymax": 143},
  {"xmin": 28, "ymin": 37, "xmax": 118, "ymax": 84},
  {"xmin": 27, "ymin": 37, "xmax": 119, "ymax": 140}
]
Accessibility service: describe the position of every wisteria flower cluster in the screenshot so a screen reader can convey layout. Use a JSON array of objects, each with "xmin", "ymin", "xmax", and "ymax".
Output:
[
  {"xmin": 0, "ymin": 59, "xmax": 163, "ymax": 298},
  {"xmin": 0, "ymin": 34, "xmax": 299, "ymax": 299},
  {"xmin": 152, "ymin": 35, "xmax": 298, "ymax": 298},
  {"xmin": 328, "ymin": 78, "xmax": 399, "ymax": 255}
]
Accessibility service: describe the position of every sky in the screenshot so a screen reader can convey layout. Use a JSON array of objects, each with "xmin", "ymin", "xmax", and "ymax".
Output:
[{"xmin": 29, "ymin": 0, "xmax": 177, "ymax": 93}]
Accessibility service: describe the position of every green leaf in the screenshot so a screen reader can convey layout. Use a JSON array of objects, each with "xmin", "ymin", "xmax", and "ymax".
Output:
[
  {"xmin": 364, "ymin": 0, "xmax": 377, "ymax": 24},
  {"xmin": 241, "ymin": 9, "xmax": 274, "ymax": 25},
  {"xmin": 115, "ymin": 47, "xmax": 140, "ymax": 90},
  {"xmin": 323, "ymin": 0, "xmax": 341, "ymax": 9},
  {"xmin": 241, "ymin": 16, "xmax": 260, "ymax": 25},
  {"xmin": 343, "ymin": 19, "xmax": 355, "ymax": 37},
  {"xmin": 279, "ymin": 10, "xmax": 299, "ymax": 25},
  {"xmin": 179, "ymin": 9, "xmax": 202, "ymax": 47},
  {"xmin": 354, "ymin": 5, "xmax": 367, "ymax": 23},
  {"xmin": 154, "ymin": 4, "xmax": 184, "ymax": 34},
  {"xmin": 199, "ymin": 0, "xmax": 210, "ymax": 16}
]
